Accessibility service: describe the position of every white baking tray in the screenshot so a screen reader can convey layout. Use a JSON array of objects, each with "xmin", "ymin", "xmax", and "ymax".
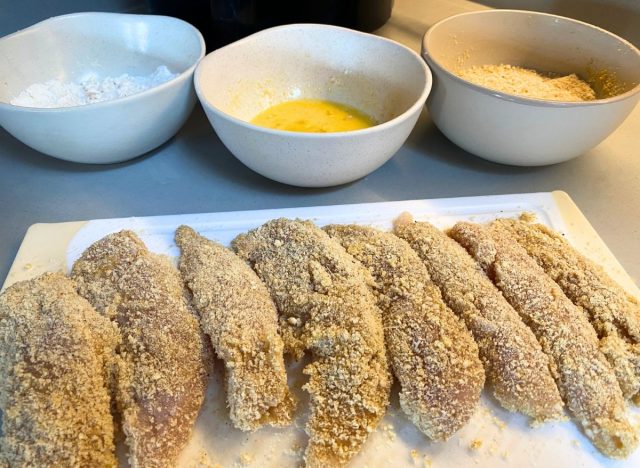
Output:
[{"xmin": 2, "ymin": 191, "xmax": 639, "ymax": 467}]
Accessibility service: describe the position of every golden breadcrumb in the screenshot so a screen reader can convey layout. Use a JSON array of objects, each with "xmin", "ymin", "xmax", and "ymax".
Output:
[
  {"xmin": 324, "ymin": 224, "xmax": 484, "ymax": 440},
  {"xmin": 233, "ymin": 219, "xmax": 391, "ymax": 467},
  {"xmin": 456, "ymin": 64, "xmax": 596, "ymax": 102},
  {"xmin": 449, "ymin": 221, "xmax": 638, "ymax": 459},
  {"xmin": 495, "ymin": 218, "xmax": 640, "ymax": 403},
  {"xmin": 0, "ymin": 272, "xmax": 119, "ymax": 467},
  {"xmin": 71, "ymin": 230, "xmax": 210, "ymax": 468},
  {"xmin": 393, "ymin": 214, "xmax": 564, "ymax": 424},
  {"xmin": 175, "ymin": 225, "xmax": 295, "ymax": 431}
]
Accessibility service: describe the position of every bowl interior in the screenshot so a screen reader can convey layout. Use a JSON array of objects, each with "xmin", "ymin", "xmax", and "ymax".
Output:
[
  {"xmin": 0, "ymin": 13, "xmax": 204, "ymax": 104},
  {"xmin": 424, "ymin": 10, "xmax": 640, "ymax": 99},
  {"xmin": 197, "ymin": 25, "xmax": 428, "ymax": 125}
]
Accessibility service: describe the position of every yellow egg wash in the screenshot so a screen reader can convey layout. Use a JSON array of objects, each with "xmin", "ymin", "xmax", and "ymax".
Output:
[{"xmin": 250, "ymin": 99, "xmax": 376, "ymax": 133}]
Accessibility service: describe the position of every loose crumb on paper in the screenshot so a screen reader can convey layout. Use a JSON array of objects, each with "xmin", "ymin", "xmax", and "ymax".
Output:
[
  {"xmin": 488, "ymin": 440, "xmax": 498, "ymax": 456},
  {"xmin": 284, "ymin": 443, "xmax": 304, "ymax": 460},
  {"xmin": 239, "ymin": 453, "xmax": 254, "ymax": 465},
  {"xmin": 188, "ymin": 450, "xmax": 214, "ymax": 468},
  {"xmin": 491, "ymin": 415, "xmax": 507, "ymax": 431},
  {"xmin": 469, "ymin": 439, "xmax": 483, "ymax": 451},
  {"xmin": 519, "ymin": 212, "xmax": 537, "ymax": 223},
  {"xmin": 381, "ymin": 423, "xmax": 396, "ymax": 442},
  {"xmin": 409, "ymin": 450, "xmax": 432, "ymax": 468}
]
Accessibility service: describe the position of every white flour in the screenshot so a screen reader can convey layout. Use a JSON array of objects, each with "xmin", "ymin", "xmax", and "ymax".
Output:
[{"xmin": 11, "ymin": 66, "xmax": 178, "ymax": 108}]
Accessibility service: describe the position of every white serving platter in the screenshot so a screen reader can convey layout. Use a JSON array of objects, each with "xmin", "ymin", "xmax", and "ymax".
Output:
[{"xmin": 2, "ymin": 191, "xmax": 639, "ymax": 467}]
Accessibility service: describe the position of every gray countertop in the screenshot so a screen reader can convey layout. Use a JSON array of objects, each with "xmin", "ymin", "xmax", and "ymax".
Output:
[{"xmin": 0, "ymin": 0, "xmax": 638, "ymax": 285}]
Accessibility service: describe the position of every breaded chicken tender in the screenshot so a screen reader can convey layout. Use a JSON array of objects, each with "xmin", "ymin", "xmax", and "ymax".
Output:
[
  {"xmin": 175, "ymin": 225, "xmax": 294, "ymax": 431},
  {"xmin": 450, "ymin": 221, "xmax": 638, "ymax": 459},
  {"xmin": 495, "ymin": 218, "xmax": 640, "ymax": 402},
  {"xmin": 324, "ymin": 224, "xmax": 484, "ymax": 440},
  {"xmin": 72, "ymin": 231, "xmax": 210, "ymax": 468},
  {"xmin": 0, "ymin": 272, "xmax": 119, "ymax": 467},
  {"xmin": 394, "ymin": 214, "xmax": 564, "ymax": 424},
  {"xmin": 233, "ymin": 219, "xmax": 391, "ymax": 467}
]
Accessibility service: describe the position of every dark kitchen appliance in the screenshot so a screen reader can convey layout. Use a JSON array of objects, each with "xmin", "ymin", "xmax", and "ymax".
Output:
[{"xmin": 148, "ymin": 0, "xmax": 393, "ymax": 50}]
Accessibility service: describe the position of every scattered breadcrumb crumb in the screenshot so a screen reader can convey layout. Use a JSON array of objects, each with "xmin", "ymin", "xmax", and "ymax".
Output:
[
  {"xmin": 469, "ymin": 439, "xmax": 483, "ymax": 450},
  {"xmin": 284, "ymin": 443, "xmax": 304, "ymax": 460},
  {"xmin": 381, "ymin": 423, "xmax": 397, "ymax": 442},
  {"xmin": 492, "ymin": 415, "xmax": 507, "ymax": 431},
  {"xmin": 488, "ymin": 440, "xmax": 498, "ymax": 456},
  {"xmin": 518, "ymin": 212, "xmax": 537, "ymax": 223},
  {"xmin": 188, "ymin": 449, "xmax": 213, "ymax": 468},
  {"xmin": 239, "ymin": 453, "xmax": 254, "ymax": 465}
]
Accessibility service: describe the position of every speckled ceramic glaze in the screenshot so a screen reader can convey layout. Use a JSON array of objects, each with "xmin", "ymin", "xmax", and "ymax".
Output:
[
  {"xmin": 422, "ymin": 10, "xmax": 640, "ymax": 166},
  {"xmin": 195, "ymin": 24, "xmax": 431, "ymax": 187},
  {"xmin": 0, "ymin": 13, "xmax": 205, "ymax": 164}
]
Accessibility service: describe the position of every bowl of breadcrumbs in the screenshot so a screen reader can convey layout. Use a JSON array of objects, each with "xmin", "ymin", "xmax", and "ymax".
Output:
[{"xmin": 422, "ymin": 9, "xmax": 640, "ymax": 166}]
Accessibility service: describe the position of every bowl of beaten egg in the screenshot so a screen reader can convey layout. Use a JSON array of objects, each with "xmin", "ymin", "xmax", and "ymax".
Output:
[{"xmin": 195, "ymin": 24, "xmax": 431, "ymax": 187}]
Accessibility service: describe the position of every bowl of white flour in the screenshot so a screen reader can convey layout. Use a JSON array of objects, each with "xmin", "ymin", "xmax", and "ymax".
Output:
[{"xmin": 0, "ymin": 12, "xmax": 205, "ymax": 163}]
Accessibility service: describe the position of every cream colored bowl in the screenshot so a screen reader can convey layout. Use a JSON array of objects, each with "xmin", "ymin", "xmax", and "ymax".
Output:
[
  {"xmin": 195, "ymin": 24, "xmax": 431, "ymax": 187},
  {"xmin": 422, "ymin": 10, "xmax": 640, "ymax": 166},
  {"xmin": 0, "ymin": 13, "xmax": 205, "ymax": 164}
]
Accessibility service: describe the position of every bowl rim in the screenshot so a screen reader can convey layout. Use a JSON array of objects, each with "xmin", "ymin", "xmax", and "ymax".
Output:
[
  {"xmin": 0, "ymin": 12, "xmax": 206, "ymax": 112},
  {"xmin": 422, "ymin": 9, "xmax": 640, "ymax": 108},
  {"xmin": 195, "ymin": 23, "xmax": 433, "ymax": 138}
]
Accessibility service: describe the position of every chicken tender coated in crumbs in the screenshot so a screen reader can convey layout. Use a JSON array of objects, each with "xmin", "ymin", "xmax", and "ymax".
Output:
[
  {"xmin": 233, "ymin": 219, "xmax": 391, "ymax": 468},
  {"xmin": 324, "ymin": 224, "xmax": 484, "ymax": 441},
  {"xmin": 175, "ymin": 225, "xmax": 295, "ymax": 431},
  {"xmin": 0, "ymin": 272, "xmax": 119, "ymax": 467},
  {"xmin": 495, "ymin": 218, "xmax": 640, "ymax": 403},
  {"xmin": 394, "ymin": 214, "xmax": 564, "ymax": 424},
  {"xmin": 71, "ymin": 230, "xmax": 210, "ymax": 468},
  {"xmin": 449, "ymin": 221, "xmax": 637, "ymax": 459}
]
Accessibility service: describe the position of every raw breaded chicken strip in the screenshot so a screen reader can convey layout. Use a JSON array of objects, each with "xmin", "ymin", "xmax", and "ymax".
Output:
[
  {"xmin": 233, "ymin": 219, "xmax": 391, "ymax": 467},
  {"xmin": 175, "ymin": 225, "xmax": 294, "ymax": 430},
  {"xmin": 72, "ymin": 230, "xmax": 210, "ymax": 468},
  {"xmin": 324, "ymin": 224, "xmax": 484, "ymax": 440},
  {"xmin": 394, "ymin": 214, "xmax": 564, "ymax": 424},
  {"xmin": 450, "ymin": 221, "xmax": 638, "ymax": 459},
  {"xmin": 495, "ymin": 217, "xmax": 640, "ymax": 402},
  {"xmin": 0, "ymin": 272, "xmax": 118, "ymax": 467}
]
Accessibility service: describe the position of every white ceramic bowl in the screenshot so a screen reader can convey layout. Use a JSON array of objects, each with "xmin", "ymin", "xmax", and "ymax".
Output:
[
  {"xmin": 195, "ymin": 24, "xmax": 431, "ymax": 187},
  {"xmin": 422, "ymin": 10, "xmax": 640, "ymax": 166},
  {"xmin": 0, "ymin": 12, "xmax": 205, "ymax": 164}
]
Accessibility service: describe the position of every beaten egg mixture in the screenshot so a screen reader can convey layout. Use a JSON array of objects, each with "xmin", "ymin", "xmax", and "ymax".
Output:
[{"xmin": 251, "ymin": 99, "xmax": 376, "ymax": 133}]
